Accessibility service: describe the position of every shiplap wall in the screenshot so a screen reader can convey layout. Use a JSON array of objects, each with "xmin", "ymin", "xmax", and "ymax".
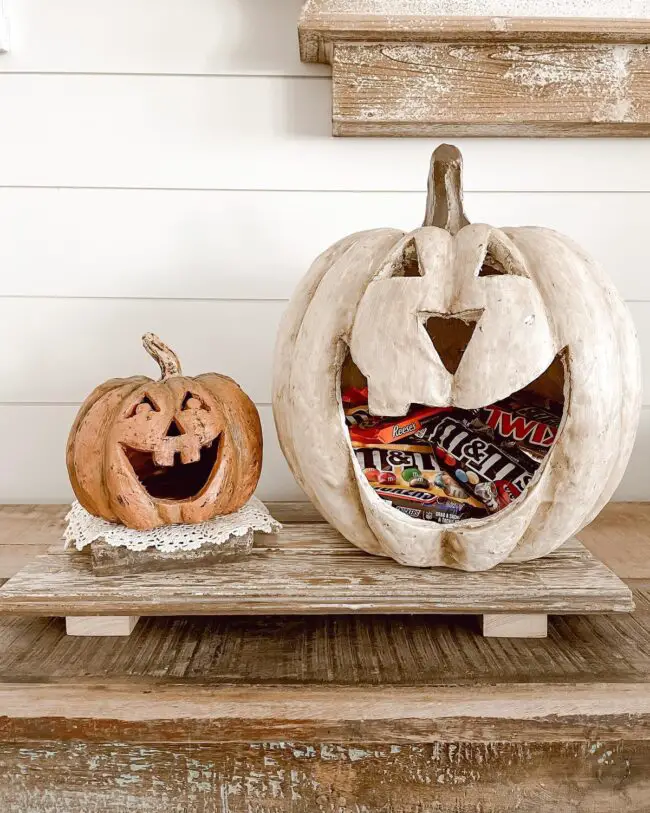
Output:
[{"xmin": 1, "ymin": 0, "xmax": 649, "ymax": 502}]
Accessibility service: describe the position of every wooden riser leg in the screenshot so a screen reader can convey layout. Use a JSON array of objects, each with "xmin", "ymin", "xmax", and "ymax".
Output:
[
  {"xmin": 482, "ymin": 613, "xmax": 548, "ymax": 638},
  {"xmin": 66, "ymin": 616, "xmax": 140, "ymax": 637}
]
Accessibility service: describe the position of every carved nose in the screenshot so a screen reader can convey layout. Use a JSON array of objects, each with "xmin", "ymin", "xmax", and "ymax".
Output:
[
  {"xmin": 425, "ymin": 313, "xmax": 481, "ymax": 375},
  {"xmin": 166, "ymin": 418, "xmax": 185, "ymax": 437}
]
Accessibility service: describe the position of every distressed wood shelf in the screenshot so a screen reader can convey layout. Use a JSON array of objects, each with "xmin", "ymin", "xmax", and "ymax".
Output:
[
  {"xmin": 299, "ymin": 0, "xmax": 650, "ymax": 136},
  {"xmin": 0, "ymin": 508, "xmax": 633, "ymax": 639}
]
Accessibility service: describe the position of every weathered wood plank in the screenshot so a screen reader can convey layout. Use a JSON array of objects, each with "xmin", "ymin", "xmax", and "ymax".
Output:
[
  {"xmin": 0, "ymin": 536, "xmax": 633, "ymax": 616},
  {"xmin": 331, "ymin": 42, "xmax": 650, "ymax": 136},
  {"xmin": 90, "ymin": 529, "xmax": 254, "ymax": 577},
  {"xmin": 2, "ymin": 737, "xmax": 649, "ymax": 813},
  {"xmin": 1, "ymin": 681, "xmax": 650, "ymax": 740},
  {"xmin": 300, "ymin": 1, "xmax": 650, "ymax": 64},
  {"xmin": 2, "ymin": 607, "xmax": 650, "ymax": 687},
  {"xmin": 301, "ymin": 1, "xmax": 650, "ymax": 135}
]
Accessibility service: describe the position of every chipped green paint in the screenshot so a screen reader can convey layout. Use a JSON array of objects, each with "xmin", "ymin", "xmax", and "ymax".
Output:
[{"xmin": 0, "ymin": 739, "xmax": 646, "ymax": 812}]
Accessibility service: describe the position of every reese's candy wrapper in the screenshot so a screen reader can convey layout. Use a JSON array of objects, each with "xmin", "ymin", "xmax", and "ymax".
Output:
[
  {"xmin": 347, "ymin": 405, "xmax": 451, "ymax": 445},
  {"xmin": 414, "ymin": 414, "xmax": 538, "ymax": 513}
]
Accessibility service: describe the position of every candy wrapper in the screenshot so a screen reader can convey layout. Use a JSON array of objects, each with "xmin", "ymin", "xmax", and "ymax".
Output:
[
  {"xmin": 478, "ymin": 397, "xmax": 560, "ymax": 458},
  {"xmin": 354, "ymin": 442, "xmax": 486, "ymax": 523},
  {"xmin": 343, "ymin": 389, "xmax": 451, "ymax": 445},
  {"xmin": 343, "ymin": 386, "xmax": 560, "ymax": 522},
  {"xmin": 414, "ymin": 414, "xmax": 539, "ymax": 513}
]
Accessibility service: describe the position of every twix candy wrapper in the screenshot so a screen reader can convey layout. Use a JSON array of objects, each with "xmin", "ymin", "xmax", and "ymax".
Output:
[
  {"xmin": 353, "ymin": 442, "xmax": 486, "ymax": 524},
  {"xmin": 480, "ymin": 397, "xmax": 560, "ymax": 456},
  {"xmin": 414, "ymin": 414, "xmax": 538, "ymax": 513}
]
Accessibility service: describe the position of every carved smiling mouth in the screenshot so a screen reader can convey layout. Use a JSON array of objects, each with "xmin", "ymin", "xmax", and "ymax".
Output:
[
  {"xmin": 122, "ymin": 438, "xmax": 220, "ymax": 501},
  {"xmin": 342, "ymin": 348, "xmax": 566, "ymax": 524}
]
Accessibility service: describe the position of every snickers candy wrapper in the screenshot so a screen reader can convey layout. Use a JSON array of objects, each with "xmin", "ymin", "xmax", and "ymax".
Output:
[
  {"xmin": 414, "ymin": 415, "xmax": 539, "ymax": 513},
  {"xmin": 354, "ymin": 442, "xmax": 487, "ymax": 524}
]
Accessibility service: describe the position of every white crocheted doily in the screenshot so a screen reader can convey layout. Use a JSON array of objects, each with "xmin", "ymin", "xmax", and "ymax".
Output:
[{"xmin": 64, "ymin": 496, "xmax": 282, "ymax": 553}]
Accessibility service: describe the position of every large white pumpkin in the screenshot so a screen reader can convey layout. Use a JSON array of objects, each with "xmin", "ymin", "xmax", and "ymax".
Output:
[{"xmin": 273, "ymin": 145, "xmax": 641, "ymax": 571}]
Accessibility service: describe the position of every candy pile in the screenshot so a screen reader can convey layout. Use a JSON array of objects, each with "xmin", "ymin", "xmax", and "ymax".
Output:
[{"xmin": 343, "ymin": 386, "xmax": 561, "ymax": 525}]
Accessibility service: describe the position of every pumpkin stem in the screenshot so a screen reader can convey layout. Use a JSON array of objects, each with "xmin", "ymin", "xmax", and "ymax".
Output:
[
  {"xmin": 423, "ymin": 144, "xmax": 470, "ymax": 235},
  {"xmin": 142, "ymin": 333, "xmax": 182, "ymax": 380}
]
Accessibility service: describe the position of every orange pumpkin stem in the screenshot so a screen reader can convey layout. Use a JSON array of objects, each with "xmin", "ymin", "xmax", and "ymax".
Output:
[
  {"xmin": 423, "ymin": 143, "xmax": 470, "ymax": 235},
  {"xmin": 142, "ymin": 333, "xmax": 182, "ymax": 380}
]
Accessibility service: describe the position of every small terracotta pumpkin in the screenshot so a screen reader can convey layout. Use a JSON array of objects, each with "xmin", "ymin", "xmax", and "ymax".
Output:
[{"xmin": 67, "ymin": 333, "xmax": 262, "ymax": 530}]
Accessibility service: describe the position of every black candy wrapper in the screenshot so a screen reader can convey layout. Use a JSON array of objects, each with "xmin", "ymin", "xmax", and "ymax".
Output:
[{"xmin": 413, "ymin": 413, "xmax": 539, "ymax": 513}]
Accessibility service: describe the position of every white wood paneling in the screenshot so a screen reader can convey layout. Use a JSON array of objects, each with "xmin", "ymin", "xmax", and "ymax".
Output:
[
  {"xmin": 0, "ymin": 0, "xmax": 648, "ymax": 504},
  {"xmin": 0, "ymin": 0, "xmax": 324, "ymax": 76},
  {"xmin": 4, "ymin": 75, "xmax": 650, "ymax": 192},
  {"xmin": 0, "ymin": 188, "xmax": 648, "ymax": 300},
  {"xmin": 0, "ymin": 404, "xmax": 304, "ymax": 503},
  {"xmin": 0, "ymin": 298, "xmax": 646, "ymax": 404},
  {"xmin": 0, "ymin": 403, "xmax": 644, "ymax": 504},
  {"xmin": 2, "ymin": 0, "xmax": 647, "ymax": 76},
  {"xmin": 0, "ymin": 298, "xmax": 282, "ymax": 404}
]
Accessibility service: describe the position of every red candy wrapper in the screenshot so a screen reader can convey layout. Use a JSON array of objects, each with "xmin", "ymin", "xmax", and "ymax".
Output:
[
  {"xmin": 344, "ymin": 398, "xmax": 451, "ymax": 445},
  {"xmin": 341, "ymin": 386, "xmax": 369, "ymax": 407},
  {"xmin": 480, "ymin": 397, "xmax": 560, "ymax": 454}
]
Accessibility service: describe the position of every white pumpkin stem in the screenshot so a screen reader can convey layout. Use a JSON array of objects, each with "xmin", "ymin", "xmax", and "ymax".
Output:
[
  {"xmin": 423, "ymin": 143, "xmax": 470, "ymax": 235},
  {"xmin": 142, "ymin": 333, "xmax": 182, "ymax": 380}
]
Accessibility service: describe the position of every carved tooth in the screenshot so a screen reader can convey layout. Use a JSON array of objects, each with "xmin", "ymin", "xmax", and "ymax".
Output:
[
  {"xmin": 152, "ymin": 446, "xmax": 175, "ymax": 467},
  {"xmin": 180, "ymin": 440, "xmax": 202, "ymax": 465}
]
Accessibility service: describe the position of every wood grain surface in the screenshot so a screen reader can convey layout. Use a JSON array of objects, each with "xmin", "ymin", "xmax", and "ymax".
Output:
[
  {"xmin": 301, "ymin": 1, "xmax": 650, "ymax": 136},
  {"xmin": 331, "ymin": 42, "xmax": 650, "ymax": 137},
  {"xmin": 0, "ymin": 531, "xmax": 633, "ymax": 616},
  {"xmin": 0, "ymin": 502, "xmax": 648, "ymax": 811}
]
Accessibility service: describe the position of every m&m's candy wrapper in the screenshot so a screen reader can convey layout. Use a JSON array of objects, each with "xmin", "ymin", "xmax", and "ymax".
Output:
[{"xmin": 414, "ymin": 415, "xmax": 538, "ymax": 513}]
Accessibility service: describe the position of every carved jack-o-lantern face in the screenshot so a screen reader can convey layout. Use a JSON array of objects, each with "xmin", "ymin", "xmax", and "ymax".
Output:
[
  {"xmin": 110, "ymin": 381, "xmax": 223, "ymax": 502},
  {"xmin": 350, "ymin": 225, "xmax": 559, "ymax": 416},
  {"xmin": 67, "ymin": 334, "xmax": 263, "ymax": 530},
  {"xmin": 273, "ymin": 145, "xmax": 641, "ymax": 571}
]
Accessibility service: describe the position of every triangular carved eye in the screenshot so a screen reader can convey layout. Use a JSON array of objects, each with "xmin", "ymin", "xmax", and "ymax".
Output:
[
  {"xmin": 391, "ymin": 238, "xmax": 422, "ymax": 278},
  {"xmin": 181, "ymin": 392, "xmax": 207, "ymax": 410},
  {"xmin": 478, "ymin": 252, "xmax": 508, "ymax": 277},
  {"xmin": 127, "ymin": 393, "xmax": 160, "ymax": 418},
  {"xmin": 477, "ymin": 236, "xmax": 528, "ymax": 278}
]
